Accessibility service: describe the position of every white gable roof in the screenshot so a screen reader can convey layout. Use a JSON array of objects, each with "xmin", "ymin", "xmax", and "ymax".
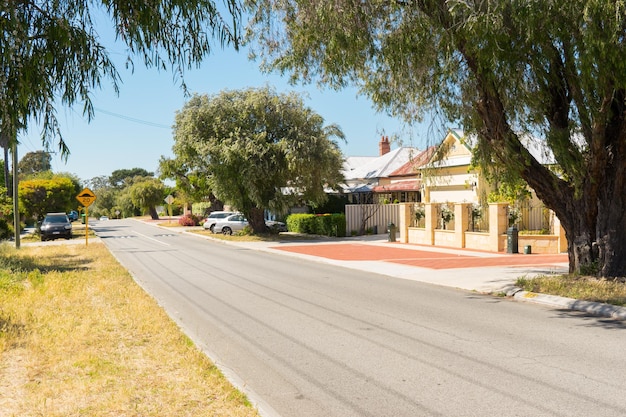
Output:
[{"xmin": 343, "ymin": 147, "xmax": 420, "ymax": 182}]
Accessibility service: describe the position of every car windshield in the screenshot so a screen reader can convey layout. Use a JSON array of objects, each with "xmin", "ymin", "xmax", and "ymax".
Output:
[{"xmin": 45, "ymin": 215, "xmax": 68, "ymax": 223}]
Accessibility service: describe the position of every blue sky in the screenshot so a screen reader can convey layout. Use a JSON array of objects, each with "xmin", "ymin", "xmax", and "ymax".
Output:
[{"xmin": 19, "ymin": 25, "xmax": 437, "ymax": 183}]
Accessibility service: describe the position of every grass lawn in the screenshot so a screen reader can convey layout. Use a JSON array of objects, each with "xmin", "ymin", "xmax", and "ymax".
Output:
[{"xmin": 0, "ymin": 242, "xmax": 260, "ymax": 417}]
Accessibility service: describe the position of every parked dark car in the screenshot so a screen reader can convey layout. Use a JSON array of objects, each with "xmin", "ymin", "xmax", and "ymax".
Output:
[
  {"xmin": 40, "ymin": 212, "xmax": 73, "ymax": 241},
  {"xmin": 67, "ymin": 210, "xmax": 79, "ymax": 222}
]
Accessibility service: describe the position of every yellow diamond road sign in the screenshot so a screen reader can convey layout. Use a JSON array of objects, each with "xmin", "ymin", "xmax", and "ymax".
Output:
[{"xmin": 76, "ymin": 188, "xmax": 97, "ymax": 207}]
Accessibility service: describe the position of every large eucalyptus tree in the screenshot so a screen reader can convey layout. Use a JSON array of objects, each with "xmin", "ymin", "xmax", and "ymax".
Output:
[
  {"xmin": 162, "ymin": 87, "xmax": 345, "ymax": 233},
  {"xmin": 248, "ymin": 0, "xmax": 626, "ymax": 277}
]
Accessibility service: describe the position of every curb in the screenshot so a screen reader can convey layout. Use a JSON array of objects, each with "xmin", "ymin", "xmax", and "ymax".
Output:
[{"xmin": 507, "ymin": 287, "xmax": 626, "ymax": 321}]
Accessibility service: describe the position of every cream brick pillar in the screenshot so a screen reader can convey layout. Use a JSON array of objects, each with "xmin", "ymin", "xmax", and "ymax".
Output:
[
  {"xmin": 553, "ymin": 213, "xmax": 568, "ymax": 253},
  {"xmin": 425, "ymin": 203, "xmax": 437, "ymax": 245},
  {"xmin": 399, "ymin": 203, "xmax": 412, "ymax": 243},
  {"xmin": 489, "ymin": 203, "xmax": 508, "ymax": 252},
  {"xmin": 455, "ymin": 203, "xmax": 470, "ymax": 248}
]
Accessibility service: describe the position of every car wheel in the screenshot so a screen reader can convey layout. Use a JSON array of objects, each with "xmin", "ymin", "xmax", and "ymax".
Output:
[
  {"xmin": 209, "ymin": 224, "xmax": 215, "ymax": 233},
  {"xmin": 222, "ymin": 227, "xmax": 232, "ymax": 235}
]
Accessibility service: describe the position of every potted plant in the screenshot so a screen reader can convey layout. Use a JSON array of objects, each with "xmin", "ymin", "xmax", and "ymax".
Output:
[{"xmin": 440, "ymin": 204, "xmax": 454, "ymax": 229}]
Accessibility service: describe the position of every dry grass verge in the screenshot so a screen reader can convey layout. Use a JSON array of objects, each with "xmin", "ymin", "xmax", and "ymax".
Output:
[
  {"xmin": 0, "ymin": 242, "xmax": 259, "ymax": 417},
  {"xmin": 516, "ymin": 275, "xmax": 626, "ymax": 307}
]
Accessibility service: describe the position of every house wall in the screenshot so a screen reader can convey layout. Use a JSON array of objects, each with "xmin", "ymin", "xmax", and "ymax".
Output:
[{"xmin": 429, "ymin": 188, "xmax": 478, "ymax": 204}]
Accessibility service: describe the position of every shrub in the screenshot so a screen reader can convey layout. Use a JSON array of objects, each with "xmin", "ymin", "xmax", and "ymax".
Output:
[
  {"xmin": 178, "ymin": 214, "xmax": 200, "ymax": 226},
  {"xmin": 285, "ymin": 213, "xmax": 346, "ymax": 237},
  {"xmin": 0, "ymin": 219, "xmax": 12, "ymax": 240}
]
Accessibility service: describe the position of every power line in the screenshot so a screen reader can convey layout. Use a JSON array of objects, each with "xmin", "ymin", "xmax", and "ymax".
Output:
[{"xmin": 94, "ymin": 107, "xmax": 171, "ymax": 129}]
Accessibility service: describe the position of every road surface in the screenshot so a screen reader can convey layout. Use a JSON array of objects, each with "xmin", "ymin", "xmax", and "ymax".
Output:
[{"xmin": 93, "ymin": 219, "xmax": 626, "ymax": 417}]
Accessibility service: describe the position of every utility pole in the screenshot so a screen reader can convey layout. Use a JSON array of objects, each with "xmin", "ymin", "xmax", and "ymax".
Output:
[{"xmin": 12, "ymin": 139, "xmax": 20, "ymax": 249}]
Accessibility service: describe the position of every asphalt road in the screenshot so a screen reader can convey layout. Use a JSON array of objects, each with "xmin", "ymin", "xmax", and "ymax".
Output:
[{"xmin": 93, "ymin": 219, "xmax": 626, "ymax": 417}]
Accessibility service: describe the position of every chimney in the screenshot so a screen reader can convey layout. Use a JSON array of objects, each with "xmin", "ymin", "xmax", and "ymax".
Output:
[{"xmin": 379, "ymin": 135, "xmax": 391, "ymax": 156}]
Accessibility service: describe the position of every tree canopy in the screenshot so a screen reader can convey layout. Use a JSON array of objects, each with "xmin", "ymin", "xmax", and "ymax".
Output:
[
  {"xmin": 110, "ymin": 168, "xmax": 154, "ymax": 189},
  {"xmin": 18, "ymin": 151, "xmax": 51, "ymax": 177},
  {"xmin": 162, "ymin": 87, "xmax": 345, "ymax": 233},
  {"xmin": 128, "ymin": 177, "xmax": 165, "ymax": 220},
  {"xmin": 0, "ymin": 0, "xmax": 242, "ymax": 154},
  {"xmin": 247, "ymin": 0, "xmax": 626, "ymax": 277},
  {"xmin": 19, "ymin": 176, "xmax": 76, "ymax": 220}
]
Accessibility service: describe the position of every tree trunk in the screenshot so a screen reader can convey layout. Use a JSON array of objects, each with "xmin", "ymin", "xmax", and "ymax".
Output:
[
  {"xmin": 149, "ymin": 206, "xmax": 159, "ymax": 220},
  {"xmin": 247, "ymin": 206, "xmax": 268, "ymax": 234}
]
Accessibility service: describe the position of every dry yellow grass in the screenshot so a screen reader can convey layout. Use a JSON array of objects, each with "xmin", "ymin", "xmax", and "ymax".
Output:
[
  {"xmin": 516, "ymin": 274, "xmax": 626, "ymax": 306},
  {"xmin": 0, "ymin": 242, "xmax": 259, "ymax": 417}
]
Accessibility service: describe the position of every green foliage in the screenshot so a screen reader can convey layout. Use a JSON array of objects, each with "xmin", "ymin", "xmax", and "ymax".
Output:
[
  {"xmin": 192, "ymin": 202, "xmax": 212, "ymax": 217},
  {"xmin": 18, "ymin": 176, "xmax": 76, "ymax": 220},
  {"xmin": 0, "ymin": 1, "xmax": 242, "ymax": 154},
  {"xmin": 110, "ymin": 168, "xmax": 154, "ymax": 189},
  {"xmin": 285, "ymin": 213, "xmax": 345, "ymax": 237},
  {"xmin": 0, "ymin": 185, "xmax": 13, "ymax": 236},
  {"xmin": 0, "ymin": 218, "xmax": 11, "ymax": 240},
  {"xmin": 18, "ymin": 151, "xmax": 51, "ymax": 178},
  {"xmin": 309, "ymin": 194, "xmax": 347, "ymax": 214},
  {"xmin": 128, "ymin": 178, "xmax": 165, "ymax": 215},
  {"xmin": 247, "ymin": 0, "xmax": 626, "ymax": 276},
  {"xmin": 286, "ymin": 213, "xmax": 315, "ymax": 234},
  {"xmin": 169, "ymin": 87, "xmax": 345, "ymax": 233}
]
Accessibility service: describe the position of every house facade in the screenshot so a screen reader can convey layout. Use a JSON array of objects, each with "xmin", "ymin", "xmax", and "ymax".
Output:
[
  {"xmin": 420, "ymin": 129, "xmax": 485, "ymax": 204},
  {"xmin": 341, "ymin": 136, "xmax": 421, "ymax": 204},
  {"xmin": 343, "ymin": 129, "xmax": 566, "ymax": 253}
]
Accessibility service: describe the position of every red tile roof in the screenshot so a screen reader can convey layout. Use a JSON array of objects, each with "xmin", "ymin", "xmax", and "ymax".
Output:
[
  {"xmin": 372, "ymin": 179, "xmax": 422, "ymax": 192},
  {"xmin": 388, "ymin": 146, "xmax": 436, "ymax": 177}
]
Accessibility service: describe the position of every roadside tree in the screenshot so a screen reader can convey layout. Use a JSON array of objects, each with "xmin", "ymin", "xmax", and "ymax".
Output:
[
  {"xmin": 166, "ymin": 87, "xmax": 345, "ymax": 233},
  {"xmin": 128, "ymin": 177, "xmax": 165, "ymax": 220},
  {"xmin": 17, "ymin": 151, "xmax": 51, "ymax": 178},
  {"xmin": 248, "ymin": 0, "xmax": 626, "ymax": 277},
  {"xmin": 159, "ymin": 156, "xmax": 225, "ymax": 213},
  {"xmin": 0, "ymin": 1, "xmax": 242, "ymax": 154},
  {"xmin": 19, "ymin": 176, "xmax": 75, "ymax": 221},
  {"xmin": 110, "ymin": 168, "xmax": 154, "ymax": 189}
]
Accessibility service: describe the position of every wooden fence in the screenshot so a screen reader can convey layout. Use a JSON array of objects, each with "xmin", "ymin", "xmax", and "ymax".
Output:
[{"xmin": 345, "ymin": 204, "xmax": 400, "ymax": 235}]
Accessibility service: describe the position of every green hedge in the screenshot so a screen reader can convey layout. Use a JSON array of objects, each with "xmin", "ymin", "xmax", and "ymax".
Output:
[{"xmin": 285, "ymin": 213, "xmax": 346, "ymax": 237}]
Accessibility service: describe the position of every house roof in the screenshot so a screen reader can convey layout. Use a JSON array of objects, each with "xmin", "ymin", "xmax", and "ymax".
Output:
[
  {"xmin": 438, "ymin": 129, "xmax": 556, "ymax": 166},
  {"xmin": 372, "ymin": 179, "xmax": 422, "ymax": 192},
  {"xmin": 342, "ymin": 147, "xmax": 420, "ymax": 182},
  {"xmin": 388, "ymin": 146, "xmax": 437, "ymax": 177}
]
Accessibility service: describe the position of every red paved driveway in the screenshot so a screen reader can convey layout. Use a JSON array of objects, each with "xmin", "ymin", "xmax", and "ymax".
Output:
[{"xmin": 273, "ymin": 243, "xmax": 568, "ymax": 270}]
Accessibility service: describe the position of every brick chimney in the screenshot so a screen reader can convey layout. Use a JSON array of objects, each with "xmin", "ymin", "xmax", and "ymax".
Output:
[{"xmin": 379, "ymin": 135, "xmax": 391, "ymax": 155}]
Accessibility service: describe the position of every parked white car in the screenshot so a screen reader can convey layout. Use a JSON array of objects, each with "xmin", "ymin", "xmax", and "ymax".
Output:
[
  {"xmin": 202, "ymin": 211, "xmax": 235, "ymax": 233},
  {"xmin": 213, "ymin": 213, "xmax": 248, "ymax": 235}
]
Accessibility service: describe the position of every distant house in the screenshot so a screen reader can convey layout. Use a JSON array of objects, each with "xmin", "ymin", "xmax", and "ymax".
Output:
[
  {"xmin": 420, "ymin": 129, "xmax": 483, "ymax": 204},
  {"xmin": 341, "ymin": 136, "xmax": 421, "ymax": 203},
  {"xmin": 372, "ymin": 146, "xmax": 436, "ymax": 203}
]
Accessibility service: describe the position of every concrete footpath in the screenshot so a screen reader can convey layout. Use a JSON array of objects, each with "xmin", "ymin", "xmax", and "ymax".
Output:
[{"xmin": 191, "ymin": 231, "xmax": 626, "ymax": 321}]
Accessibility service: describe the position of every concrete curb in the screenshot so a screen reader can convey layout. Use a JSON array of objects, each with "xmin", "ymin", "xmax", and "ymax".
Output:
[{"xmin": 507, "ymin": 287, "xmax": 626, "ymax": 321}]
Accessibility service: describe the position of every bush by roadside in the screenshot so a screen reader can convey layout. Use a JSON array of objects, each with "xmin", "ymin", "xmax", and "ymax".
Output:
[{"xmin": 286, "ymin": 213, "xmax": 346, "ymax": 237}]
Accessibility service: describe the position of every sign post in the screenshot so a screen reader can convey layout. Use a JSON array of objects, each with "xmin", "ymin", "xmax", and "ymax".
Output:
[
  {"xmin": 164, "ymin": 194, "xmax": 174, "ymax": 224},
  {"xmin": 76, "ymin": 188, "xmax": 97, "ymax": 246}
]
